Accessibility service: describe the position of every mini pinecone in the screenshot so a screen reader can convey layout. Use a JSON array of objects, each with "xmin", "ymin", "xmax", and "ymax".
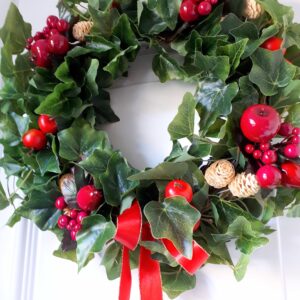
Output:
[
  {"xmin": 243, "ymin": 0, "xmax": 263, "ymax": 19},
  {"xmin": 228, "ymin": 172, "xmax": 260, "ymax": 198},
  {"xmin": 204, "ymin": 160, "xmax": 236, "ymax": 189},
  {"xmin": 72, "ymin": 21, "xmax": 93, "ymax": 41},
  {"xmin": 59, "ymin": 173, "xmax": 76, "ymax": 199}
]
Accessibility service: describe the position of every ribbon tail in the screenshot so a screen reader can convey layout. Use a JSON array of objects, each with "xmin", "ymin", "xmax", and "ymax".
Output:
[{"xmin": 119, "ymin": 246, "xmax": 132, "ymax": 300}]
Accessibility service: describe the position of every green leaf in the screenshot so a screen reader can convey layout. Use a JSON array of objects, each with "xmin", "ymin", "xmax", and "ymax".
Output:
[
  {"xmin": 144, "ymin": 197, "xmax": 200, "ymax": 258},
  {"xmin": 76, "ymin": 215, "xmax": 115, "ymax": 271},
  {"xmin": 195, "ymin": 80, "xmax": 239, "ymax": 135},
  {"xmin": 234, "ymin": 254, "xmax": 250, "ymax": 281},
  {"xmin": 286, "ymin": 103, "xmax": 300, "ymax": 127},
  {"xmin": 100, "ymin": 152, "xmax": 138, "ymax": 206},
  {"xmin": 0, "ymin": 44, "xmax": 14, "ymax": 77},
  {"xmin": 36, "ymin": 149, "xmax": 60, "ymax": 176},
  {"xmin": 285, "ymin": 23, "xmax": 300, "ymax": 48},
  {"xmin": 14, "ymin": 53, "xmax": 33, "ymax": 92},
  {"xmin": 58, "ymin": 120, "xmax": 110, "ymax": 161},
  {"xmin": 0, "ymin": 181, "xmax": 9, "ymax": 210},
  {"xmin": 168, "ymin": 93, "xmax": 196, "ymax": 140},
  {"xmin": 101, "ymin": 243, "xmax": 122, "ymax": 280},
  {"xmin": 156, "ymin": 0, "xmax": 180, "ymax": 30},
  {"xmin": 249, "ymin": 49, "xmax": 296, "ymax": 96}
]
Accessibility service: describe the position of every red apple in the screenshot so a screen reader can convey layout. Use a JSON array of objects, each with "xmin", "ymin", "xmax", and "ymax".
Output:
[
  {"xmin": 281, "ymin": 162, "xmax": 300, "ymax": 188},
  {"xmin": 240, "ymin": 104, "xmax": 281, "ymax": 143},
  {"xmin": 165, "ymin": 179, "xmax": 193, "ymax": 203},
  {"xmin": 256, "ymin": 165, "xmax": 282, "ymax": 189}
]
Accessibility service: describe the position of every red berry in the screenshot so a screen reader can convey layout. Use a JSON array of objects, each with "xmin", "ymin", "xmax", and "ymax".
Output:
[
  {"xmin": 207, "ymin": 0, "xmax": 218, "ymax": 4},
  {"xmin": 198, "ymin": 1, "xmax": 212, "ymax": 15},
  {"xmin": 279, "ymin": 122, "xmax": 294, "ymax": 136},
  {"xmin": 70, "ymin": 209, "xmax": 78, "ymax": 219},
  {"xmin": 77, "ymin": 211, "xmax": 89, "ymax": 224},
  {"xmin": 77, "ymin": 185, "xmax": 102, "ymax": 211},
  {"xmin": 179, "ymin": 0, "xmax": 200, "ymax": 22},
  {"xmin": 38, "ymin": 114, "xmax": 58, "ymax": 134},
  {"xmin": 256, "ymin": 165, "xmax": 282, "ymax": 189},
  {"xmin": 31, "ymin": 39, "xmax": 51, "ymax": 68},
  {"xmin": 281, "ymin": 162, "xmax": 300, "ymax": 188},
  {"xmin": 68, "ymin": 219, "xmax": 77, "ymax": 229},
  {"xmin": 261, "ymin": 37, "xmax": 283, "ymax": 51},
  {"xmin": 260, "ymin": 143, "xmax": 270, "ymax": 151},
  {"xmin": 291, "ymin": 135, "xmax": 300, "ymax": 144},
  {"xmin": 57, "ymin": 215, "xmax": 69, "ymax": 229},
  {"xmin": 240, "ymin": 104, "xmax": 281, "ymax": 143},
  {"xmin": 284, "ymin": 144, "xmax": 300, "ymax": 159},
  {"xmin": 70, "ymin": 230, "xmax": 77, "ymax": 241},
  {"xmin": 66, "ymin": 224, "xmax": 72, "ymax": 231},
  {"xmin": 253, "ymin": 150, "xmax": 262, "ymax": 160},
  {"xmin": 43, "ymin": 26, "xmax": 50, "ymax": 35},
  {"xmin": 47, "ymin": 15, "xmax": 59, "ymax": 28},
  {"xmin": 34, "ymin": 31, "xmax": 44, "ymax": 41},
  {"xmin": 22, "ymin": 129, "xmax": 47, "ymax": 150},
  {"xmin": 261, "ymin": 150, "xmax": 277, "ymax": 164},
  {"xmin": 56, "ymin": 19, "xmax": 69, "ymax": 33},
  {"xmin": 292, "ymin": 128, "xmax": 300, "ymax": 135},
  {"xmin": 47, "ymin": 34, "xmax": 69, "ymax": 55},
  {"xmin": 49, "ymin": 28, "xmax": 59, "ymax": 36},
  {"xmin": 245, "ymin": 144, "xmax": 255, "ymax": 154},
  {"xmin": 165, "ymin": 179, "xmax": 193, "ymax": 203},
  {"xmin": 74, "ymin": 223, "xmax": 82, "ymax": 232},
  {"xmin": 55, "ymin": 196, "xmax": 67, "ymax": 210}
]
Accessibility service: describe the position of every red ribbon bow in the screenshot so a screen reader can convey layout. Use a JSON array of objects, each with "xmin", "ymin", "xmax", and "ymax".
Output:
[{"xmin": 114, "ymin": 201, "xmax": 209, "ymax": 300}]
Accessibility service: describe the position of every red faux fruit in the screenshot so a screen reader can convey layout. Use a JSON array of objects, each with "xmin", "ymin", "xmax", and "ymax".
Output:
[
  {"xmin": 240, "ymin": 104, "xmax": 281, "ymax": 143},
  {"xmin": 22, "ymin": 129, "xmax": 47, "ymax": 150},
  {"xmin": 292, "ymin": 128, "xmax": 300, "ymax": 135},
  {"xmin": 253, "ymin": 150, "xmax": 262, "ymax": 160},
  {"xmin": 77, "ymin": 211, "xmax": 88, "ymax": 224},
  {"xmin": 55, "ymin": 196, "xmax": 67, "ymax": 210},
  {"xmin": 291, "ymin": 135, "xmax": 300, "ymax": 144},
  {"xmin": 46, "ymin": 15, "xmax": 59, "ymax": 28},
  {"xmin": 165, "ymin": 179, "xmax": 193, "ymax": 203},
  {"xmin": 193, "ymin": 219, "xmax": 201, "ymax": 232},
  {"xmin": 74, "ymin": 223, "xmax": 82, "ymax": 232},
  {"xmin": 70, "ymin": 230, "xmax": 77, "ymax": 241},
  {"xmin": 70, "ymin": 209, "xmax": 78, "ymax": 219},
  {"xmin": 77, "ymin": 185, "xmax": 102, "ymax": 211},
  {"xmin": 198, "ymin": 1, "xmax": 212, "ymax": 15},
  {"xmin": 256, "ymin": 165, "xmax": 282, "ymax": 189},
  {"xmin": 47, "ymin": 34, "xmax": 69, "ymax": 55},
  {"xmin": 261, "ymin": 150, "xmax": 277, "ymax": 164},
  {"xmin": 281, "ymin": 162, "xmax": 300, "ymax": 188},
  {"xmin": 56, "ymin": 19, "xmax": 69, "ymax": 33},
  {"xmin": 38, "ymin": 114, "xmax": 58, "ymax": 134},
  {"xmin": 57, "ymin": 215, "xmax": 69, "ymax": 229},
  {"xmin": 34, "ymin": 31, "xmax": 44, "ymax": 41},
  {"xmin": 66, "ymin": 224, "xmax": 72, "ymax": 231},
  {"xmin": 49, "ymin": 28, "xmax": 59, "ymax": 36},
  {"xmin": 68, "ymin": 219, "xmax": 77, "ymax": 229},
  {"xmin": 284, "ymin": 144, "xmax": 300, "ymax": 159},
  {"xmin": 245, "ymin": 144, "xmax": 255, "ymax": 154},
  {"xmin": 179, "ymin": 0, "xmax": 199, "ymax": 22},
  {"xmin": 279, "ymin": 122, "xmax": 294, "ymax": 136},
  {"xmin": 260, "ymin": 37, "xmax": 283, "ymax": 51},
  {"xmin": 30, "ymin": 39, "xmax": 51, "ymax": 68},
  {"xmin": 260, "ymin": 142, "xmax": 270, "ymax": 151},
  {"xmin": 208, "ymin": 0, "xmax": 218, "ymax": 4}
]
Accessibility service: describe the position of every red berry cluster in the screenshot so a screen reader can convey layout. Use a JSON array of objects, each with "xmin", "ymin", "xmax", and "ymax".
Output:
[
  {"xmin": 179, "ymin": 0, "xmax": 218, "ymax": 23},
  {"xmin": 26, "ymin": 15, "xmax": 69, "ymax": 68},
  {"xmin": 22, "ymin": 115, "xmax": 58, "ymax": 150},
  {"xmin": 240, "ymin": 104, "xmax": 300, "ymax": 189},
  {"xmin": 55, "ymin": 185, "xmax": 103, "ymax": 241}
]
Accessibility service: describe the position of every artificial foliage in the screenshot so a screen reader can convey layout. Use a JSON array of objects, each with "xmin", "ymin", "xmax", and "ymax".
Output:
[{"xmin": 0, "ymin": 0, "xmax": 300, "ymax": 298}]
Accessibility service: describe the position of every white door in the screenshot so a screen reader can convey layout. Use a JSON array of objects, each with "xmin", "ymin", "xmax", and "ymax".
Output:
[{"xmin": 1, "ymin": 1, "xmax": 300, "ymax": 299}]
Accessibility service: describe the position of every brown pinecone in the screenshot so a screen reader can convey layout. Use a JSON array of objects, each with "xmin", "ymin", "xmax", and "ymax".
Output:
[
  {"xmin": 228, "ymin": 172, "xmax": 260, "ymax": 198},
  {"xmin": 204, "ymin": 160, "xmax": 236, "ymax": 189},
  {"xmin": 72, "ymin": 21, "xmax": 93, "ymax": 41},
  {"xmin": 243, "ymin": 0, "xmax": 263, "ymax": 19}
]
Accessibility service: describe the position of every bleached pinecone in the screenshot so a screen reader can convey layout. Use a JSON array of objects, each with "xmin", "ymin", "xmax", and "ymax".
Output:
[
  {"xmin": 228, "ymin": 172, "xmax": 260, "ymax": 198},
  {"xmin": 243, "ymin": 0, "xmax": 263, "ymax": 19},
  {"xmin": 72, "ymin": 21, "xmax": 93, "ymax": 41},
  {"xmin": 59, "ymin": 173, "xmax": 76, "ymax": 200},
  {"xmin": 204, "ymin": 160, "xmax": 236, "ymax": 189}
]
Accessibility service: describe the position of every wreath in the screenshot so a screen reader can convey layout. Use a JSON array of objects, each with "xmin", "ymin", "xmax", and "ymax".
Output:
[{"xmin": 0, "ymin": 0, "xmax": 300, "ymax": 299}]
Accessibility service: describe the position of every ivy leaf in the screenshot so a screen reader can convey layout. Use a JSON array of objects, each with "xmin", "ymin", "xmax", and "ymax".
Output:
[
  {"xmin": 286, "ymin": 103, "xmax": 300, "ymax": 126},
  {"xmin": 234, "ymin": 253, "xmax": 250, "ymax": 281},
  {"xmin": 285, "ymin": 23, "xmax": 300, "ymax": 48},
  {"xmin": 144, "ymin": 197, "xmax": 200, "ymax": 258},
  {"xmin": 168, "ymin": 93, "xmax": 196, "ymax": 141},
  {"xmin": 86, "ymin": 59, "xmax": 99, "ymax": 97},
  {"xmin": 53, "ymin": 247, "xmax": 94, "ymax": 267},
  {"xmin": 14, "ymin": 53, "xmax": 33, "ymax": 92},
  {"xmin": 0, "ymin": 181, "xmax": 9, "ymax": 210},
  {"xmin": 76, "ymin": 215, "xmax": 115, "ymax": 271},
  {"xmin": 101, "ymin": 243, "xmax": 122, "ymax": 280},
  {"xmin": 36, "ymin": 149, "xmax": 60, "ymax": 176},
  {"xmin": 249, "ymin": 49, "xmax": 296, "ymax": 96},
  {"xmin": 195, "ymin": 80, "xmax": 238, "ymax": 135},
  {"xmin": 156, "ymin": 0, "xmax": 180, "ymax": 30},
  {"xmin": 58, "ymin": 120, "xmax": 110, "ymax": 161}
]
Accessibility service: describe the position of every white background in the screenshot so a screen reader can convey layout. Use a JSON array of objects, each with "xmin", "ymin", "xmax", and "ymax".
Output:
[{"xmin": 1, "ymin": 1, "xmax": 300, "ymax": 300}]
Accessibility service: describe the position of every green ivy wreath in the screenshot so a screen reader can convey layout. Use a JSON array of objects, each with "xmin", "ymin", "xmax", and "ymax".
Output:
[{"xmin": 0, "ymin": 0, "xmax": 300, "ymax": 298}]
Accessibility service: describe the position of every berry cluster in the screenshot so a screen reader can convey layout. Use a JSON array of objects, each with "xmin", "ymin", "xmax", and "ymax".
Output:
[
  {"xmin": 22, "ymin": 115, "xmax": 58, "ymax": 150},
  {"xmin": 179, "ymin": 0, "xmax": 218, "ymax": 23},
  {"xmin": 240, "ymin": 104, "xmax": 300, "ymax": 189},
  {"xmin": 55, "ymin": 185, "xmax": 103, "ymax": 241},
  {"xmin": 26, "ymin": 15, "xmax": 69, "ymax": 68}
]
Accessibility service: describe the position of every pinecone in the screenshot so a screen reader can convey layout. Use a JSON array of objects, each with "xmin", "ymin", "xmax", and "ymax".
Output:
[
  {"xmin": 228, "ymin": 172, "xmax": 260, "ymax": 198},
  {"xmin": 72, "ymin": 21, "xmax": 93, "ymax": 41},
  {"xmin": 243, "ymin": 0, "xmax": 263, "ymax": 19},
  {"xmin": 59, "ymin": 173, "xmax": 76, "ymax": 199},
  {"xmin": 204, "ymin": 160, "xmax": 236, "ymax": 189}
]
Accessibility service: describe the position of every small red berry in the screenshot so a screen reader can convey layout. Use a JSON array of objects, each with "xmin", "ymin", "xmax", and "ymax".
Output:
[
  {"xmin": 165, "ymin": 179, "xmax": 193, "ymax": 203},
  {"xmin": 281, "ymin": 162, "xmax": 300, "ymax": 188},
  {"xmin": 47, "ymin": 34, "xmax": 69, "ymax": 55},
  {"xmin": 207, "ymin": 0, "xmax": 218, "ymax": 4},
  {"xmin": 66, "ymin": 224, "xmax": 72, "ymax": 231},
  {"xmin": 279, "ymin": 122, "xmax": 294, "ymax": 136},
  {"xmin": 27, "ymin": 37, "xmax": 34, "ymax": 45},
  {"xmin": 292, "ymin": 128, "xmax": 300, "ymax": 135},
  {"xmin": 70, "ymin": 230, "xmax": 77, "ymax": 241},
  {"xmin": 291, "ymin": 135, "xmax": 300, "ymax": 144},
  {"xmin": 56, "ymin": 19, "xmax": 69, "ymax": 33},
  {"xmin": 49, "ymin": 28, "xmax": 59, "ymax": 36},
  {"xmin": 261, "ymin": 150, "xmax": 277, "ymax": 164},
  {"xmin": 261, "ymin": 37, "xmax": 283, "ymax": 51},
  {"xmin": 77, "ymin": 211, "xmax": 89, "ymax": 224},
  {"xmin": 55, "ymin": 196, "xmax": 67, "ymax": 210},
  {"xmin": 256, "ymin": 165, "xmax": 282, "ymax": 189},
  {"xmin": 77, "ymin": 185, "xmax": 102, "ymax": 211},
  {"xmin": 68, "ymin": 219, "xmax": 77, "ymax": 229},
  {"xmin": 22, "ymin": 129, "xmax": 47, "ymax": 150},
  {"xmin": 245, "ymin": 144, "xmax": 255, "ymax": 154},
  {"xmin": 253, "ymin": 150, "xmax": 262, "ymax": 160},
  {"xmin": 179, "ymin": 0, "xmax": 200, "ymax": 22},
  {"xmin": 284, "ymin": 144, "xmax": 300, "ymax": 159},
  {"xmin": 260, "ymin": 143, "xmax": 270, "ymax": 151},
  {"xmin": 38, "ymin": 114, "xmax": 58, "ymax": 134},
  {"xmin": 198, "ymin": 1, "xmax": 212, "ymax": 15},
  {"xmin": 74, "ymin": 223, "xmax": 82, "ymax": 232},
  {"xmin": 57, "ymin": 215, "xmax": 69, "ymax": 229},
  {"xmin": 47, "ymin": 15, "xmax": 59, "ymax": 28},
  {"xmin": 31, "ymin": 39, "xmax": 51, "ymax": 68},
  {"xmin": 70, "ymin": 209, "xmax": 78, "ymax": 219},
  {"xmin": 34, "ymin": 31, "xmax": 44, "ymax": 41},
  {"xmin": 43, "ymin": 26, "xmax": 50, "ymax": 35}
]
